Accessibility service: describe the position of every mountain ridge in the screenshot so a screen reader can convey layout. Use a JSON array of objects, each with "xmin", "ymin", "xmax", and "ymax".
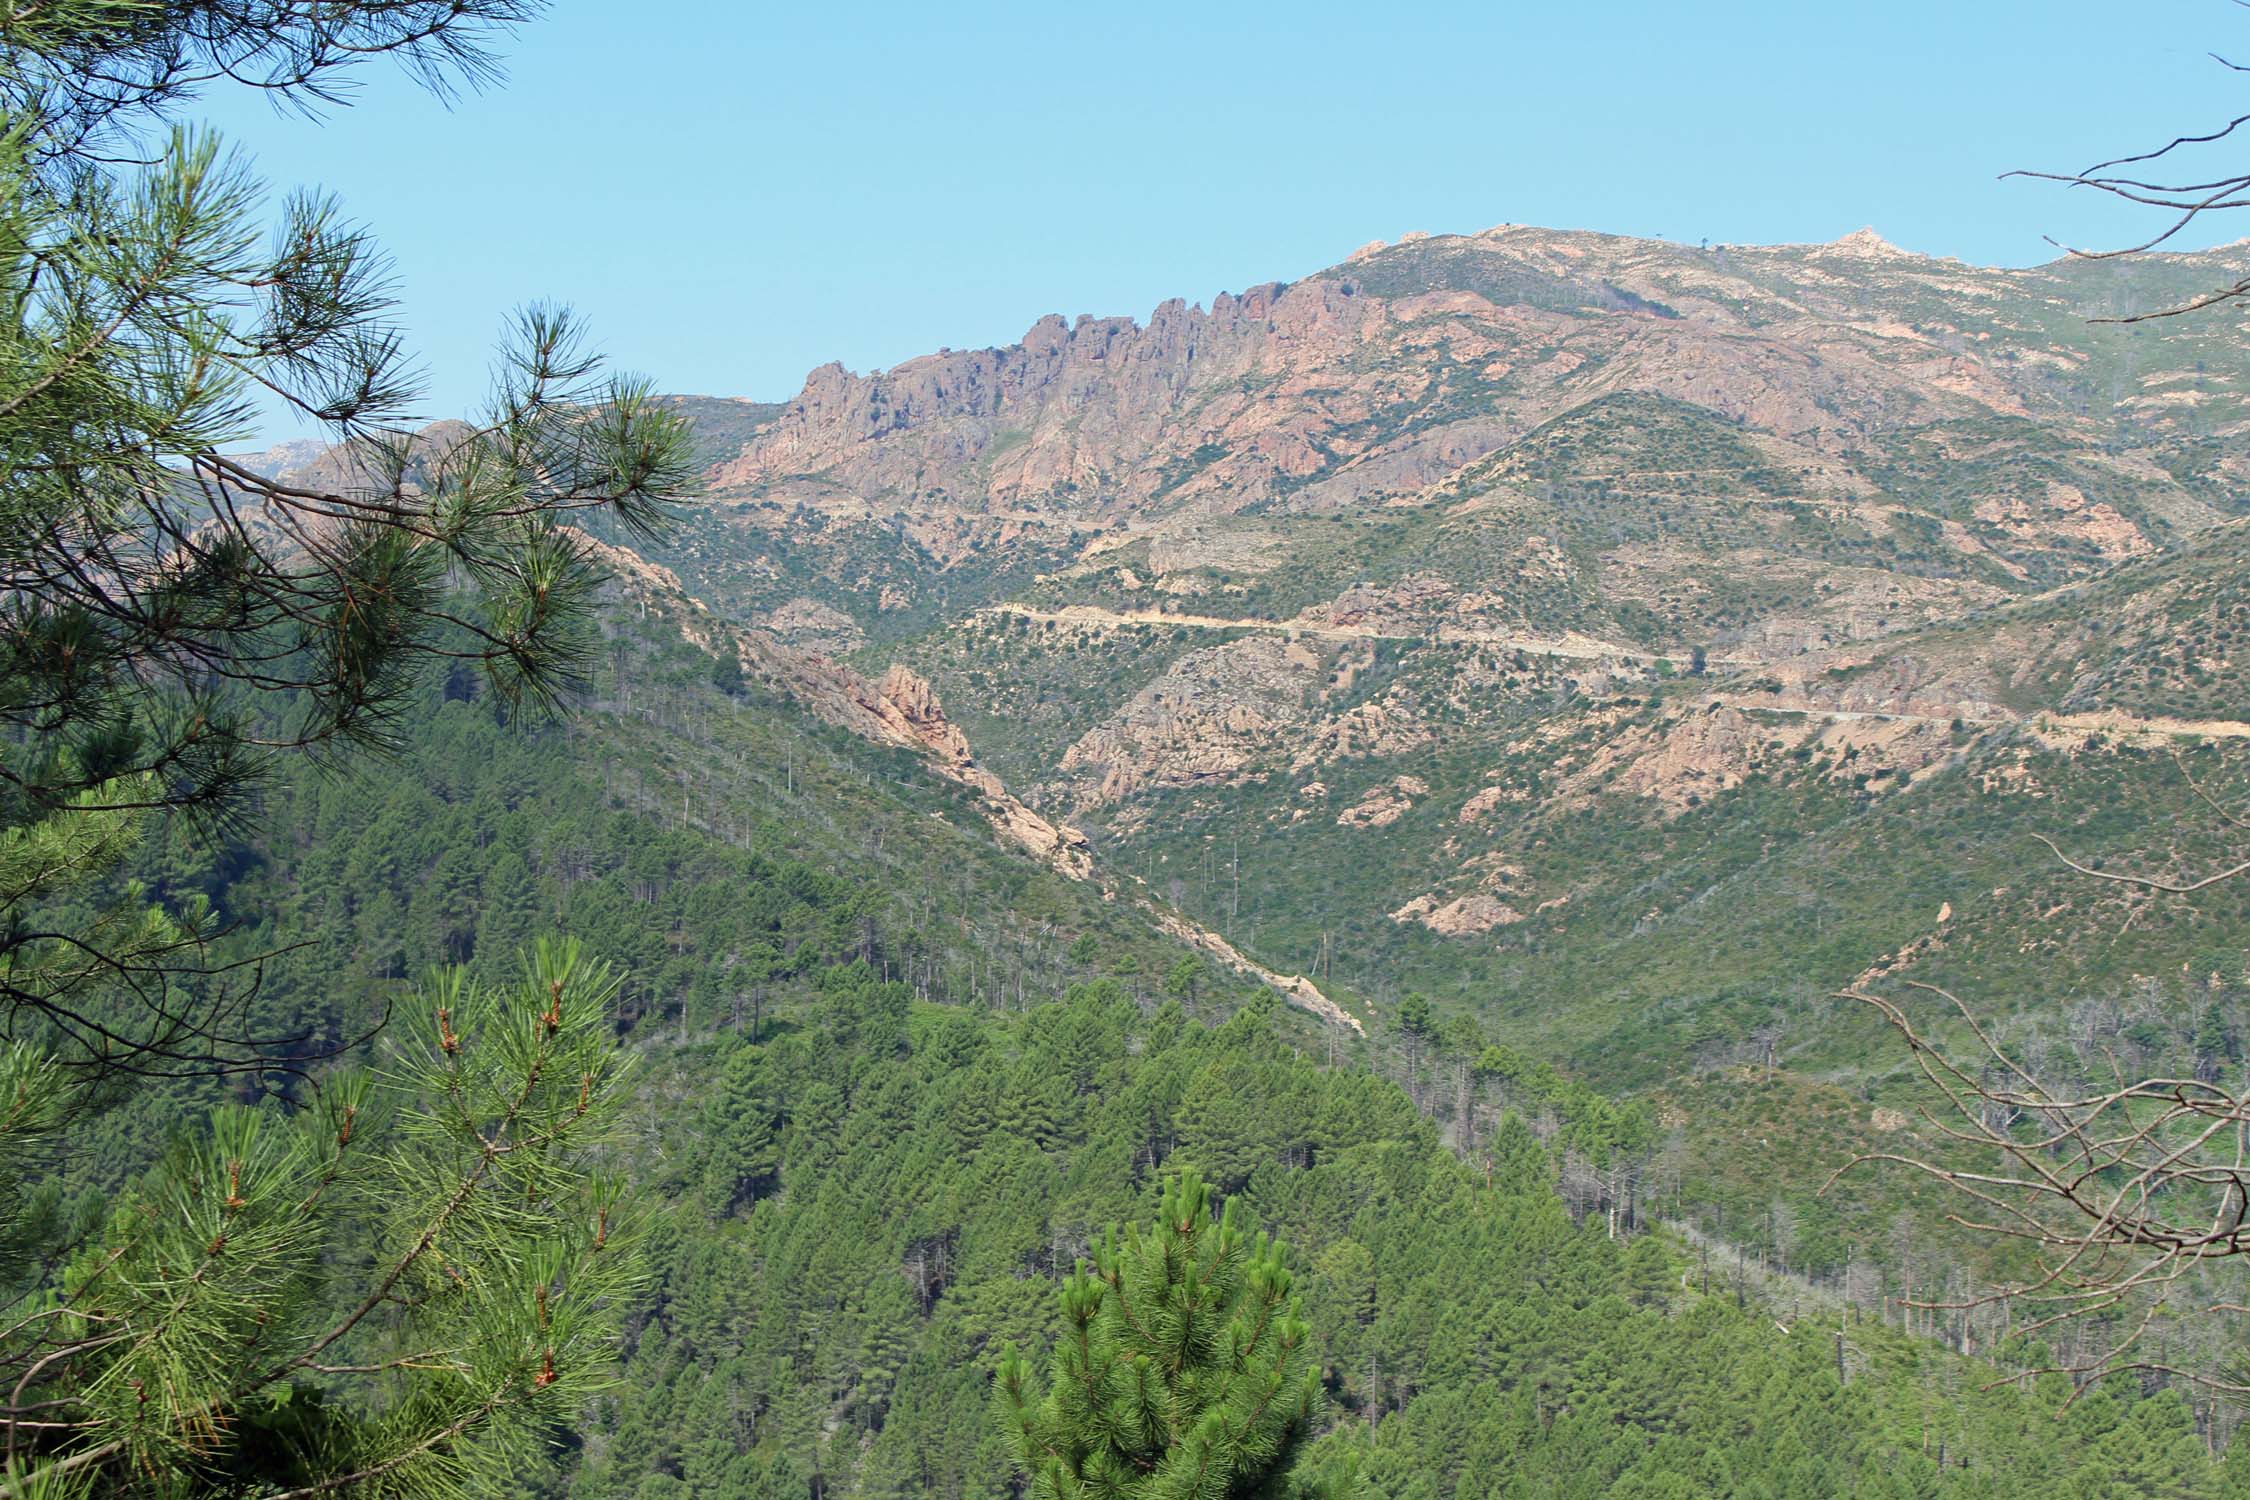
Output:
[
  {"xmin": 608, "ymin": 216, "xmax": 2250, "ymax": 1069},
  {"xmin": 653, "ymin": 224, "xmax": 2245, "ymax": 653}
]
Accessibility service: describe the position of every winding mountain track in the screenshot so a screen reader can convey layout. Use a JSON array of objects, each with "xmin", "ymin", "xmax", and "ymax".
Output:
[
  {"xmin": 2041, "ymin": 709, "xmax": 2250, "ymax": 741},
  {"xmin": 1735, "ymin": 701, "xmax": 2250, "ymax": 740},
  {"xmin": 983, "ymin": 601, "xmax": 1752, "ymax": 667},
  {"xmin": 990, "ymin": 603, "xmax": 2250, "ymax": 742}
]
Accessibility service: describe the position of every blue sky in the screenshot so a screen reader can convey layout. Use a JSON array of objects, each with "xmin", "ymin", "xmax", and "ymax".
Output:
[{"xmin": 197, "ymin": 1, "xmax": 2250, "ymax": 433}]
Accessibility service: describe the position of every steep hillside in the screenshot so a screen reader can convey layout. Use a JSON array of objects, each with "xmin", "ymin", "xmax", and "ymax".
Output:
[
  {"xmin": 590, "ymin": 225, "xmax": 2250, "ymax": 1330},
  {"xmin": 625, "ymin": 225, "xmax": 2250, "ymax": 1021}
]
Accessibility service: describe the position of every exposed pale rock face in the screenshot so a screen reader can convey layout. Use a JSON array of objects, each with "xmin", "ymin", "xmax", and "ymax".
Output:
[
  {"xmin": 1759, "ymin": 650, "xmax": 2014, "ymax": 723},
  {"xmin": 1389, "ymin": 892, "xmax": 1524, "ymax": 935},
  {"xmin": 1338, "ymin": 788, "xmax": 1411, "ymax": 828},
  {"xmin": 844, "ymin": 668, "xmax": 1093, "ymax": 875},
  {"xmin": 664, "ymin": 233, "xmax": 2249, "ymax": 861},
  {"xmin": 1809, "ymin": 227, "xmax": 1919, "ymax": 262},
  {"xmin": 569, "ymin": 533, "xmax": 691, "ymax": 598},
  {"xmin": 1289, "ymin": 697, "xmax": 1436, "ymax": 769},
  {"xmin": 1541, "ymin": 691, "xmax": 1981, "ymax": 823},
  {"xmin": 712, "ymin": 279, "xmax": 1389, "ymax": 519},
  {"xmin": 582, "ymin": 576, "xmax": 1362, "ymax": 1031},
  {"xmin": 758, "ymin": 596, "xmax": 867, "ymax": 653},
  {"xmin": 1463, "ymin": 851, "xmax": 1527, "ymax": 889},
  {"xmin": 1297, "ymin": 575, "xmax": 1459, "ymax": 633},
  {"xmin": 1559, "ymin": 706, "xmax": 1813, "ymax": 815},
  {"xmin": 1140, "ymin": 903, "xmax": 1363, "ymax": 1034},
  {"xmin": 872, "ymin": 664, "xmax": 973, "ymax": 764},
  {"xmin": 862, "ymin": 667, "xmax": 1094, "ymax": 867},
  {"xmin": 1337, "ymin": 776, "xmax": 1428, "ymax": 829},
  {"xmin": 1972, "ymin": 483, "xmax": 2155, "ymax": 562},
  {"xmin": 1459, "ymin": 783, "xmax": 1528, "ymax": 824},
  {"xmin": 247, "ymin": 420, "xmax": 478, "ymax": 495},
  {"xmin": 1059, "ymin": 637, "xmax": 1322, "ymax": 806},
  {"xmin": 702, "ymin": 223, "xmax": 2234, "ymax": 561},
  {"xmin": 714, "ymin": 638, "xmax": 1095, "ymax": 879},
  {"xmin": 563, "ymin": 227, "xmax": 2250, "ymax": 987}
]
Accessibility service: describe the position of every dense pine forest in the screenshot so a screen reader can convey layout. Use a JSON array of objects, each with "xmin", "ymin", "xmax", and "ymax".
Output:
[{"xmin": 30, "ymin": 619, "xmax": 2229, "ymax": 1498}]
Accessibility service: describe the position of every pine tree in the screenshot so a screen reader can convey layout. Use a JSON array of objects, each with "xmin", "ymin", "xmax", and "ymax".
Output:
[
  {"xmin": 2195, "ymin": 999, "xmax": 2234, "ymax": 1079},
  {"xmin": 1621, "ymin": 1234, "xmax": 1673, "ymax": 1308},
  {"xmin": 701, "ymin": 1045, "xmax": 782, "ymax": 1215},
  {"xmin": 1174, "ymin": 1057, "xmax": 1270, "ymax": 1192},
  {"xmin": 4, "ymin": 940, "xmax": 644, "ymax": 1494},
  {"xmin": 995, "ymin": 1056, "xmax": 1071, "ymax": 1153},
  {"xmin": 0, "ymin": 0, "xmax": 694, "ymax": 1075},
  {"xmin": 0, "ymin": 8, "xmax": 689, "ymax": 1488},
  {"xmin": 994, "ymin": 1170, "xmax": 1327, "ymax": 1500},
  {"xmin": 1396, "ymin": 994, "xmax": 1435, "ymax": 1107}
]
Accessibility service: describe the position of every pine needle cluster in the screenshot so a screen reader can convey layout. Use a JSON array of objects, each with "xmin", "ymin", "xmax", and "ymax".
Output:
[
  {"xmin": 996, "ymin": 1171, "xmax": 1328, "ymax": 1500},
  {"xmin": 2, "ymin": 940, "xmax": 644, "ymax": 1496}
]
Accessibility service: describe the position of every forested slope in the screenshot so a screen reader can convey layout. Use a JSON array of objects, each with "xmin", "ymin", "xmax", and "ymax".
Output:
[
  {"xmin": 580, "ymin": 975, "xmax": 2240, "ymax": 1500},
  {"xmin": 70, "ymin": 606, "xmax": 2241, "ymax": 1498}
]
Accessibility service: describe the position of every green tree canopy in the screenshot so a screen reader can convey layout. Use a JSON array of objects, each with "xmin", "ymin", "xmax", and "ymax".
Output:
[
  {"xmin": 2, "ymin": 940, "xmax": 645, "ymax": 1495},
  {"xmin": 0, "ymin": 0, "xmax": 694, "ymax": 1078},
  {"xmin": 995, "ymin": 1170, "xmax": 1326, "ymax": 1500}
]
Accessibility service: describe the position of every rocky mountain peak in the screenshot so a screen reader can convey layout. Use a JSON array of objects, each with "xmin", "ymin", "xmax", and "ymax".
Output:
[
  {"xmin": 694, "ymin": 221, "xmax": 2247, "ymax": 552},
  {"xmin": 1818, "ymin": 225, "xmax": 1918, "ymax": 260}
]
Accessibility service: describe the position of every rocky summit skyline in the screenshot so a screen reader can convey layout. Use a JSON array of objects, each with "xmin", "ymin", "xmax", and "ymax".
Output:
[{"xmin": 520, "ymin": 221, "xmax": 2247, "ymax": 1048}]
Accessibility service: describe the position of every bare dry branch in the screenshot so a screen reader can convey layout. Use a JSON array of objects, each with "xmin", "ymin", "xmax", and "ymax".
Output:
[{"xmin": 2008, "ymin": 29, "xmax": 2250, "ymax": 319}]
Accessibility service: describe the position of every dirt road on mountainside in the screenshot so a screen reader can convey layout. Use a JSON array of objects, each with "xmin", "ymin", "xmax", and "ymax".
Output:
[{"xmin": 983, "ymin": 601, "xmax": 1751, "ymax": 667}]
